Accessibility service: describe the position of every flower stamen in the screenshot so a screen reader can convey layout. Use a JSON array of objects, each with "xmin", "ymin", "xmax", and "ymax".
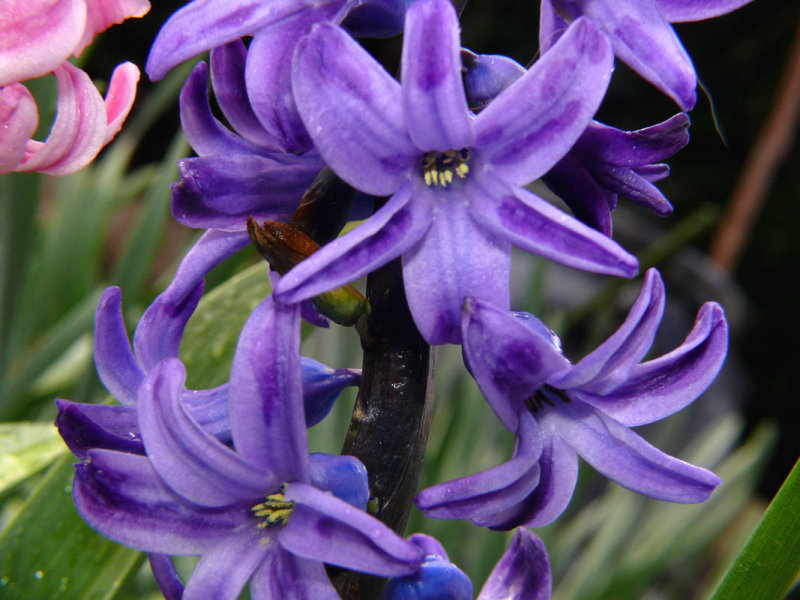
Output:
[
  {"xmin": 525, "ymin": 385, "xmax": 572, "ymax": 413},
  {"xmin": 251, "ymin": 486, "xmax": 295, "ymax": 531},
  {"xmin": 422, "ymin": 149, "xmax": 471, "ymax": 188}
]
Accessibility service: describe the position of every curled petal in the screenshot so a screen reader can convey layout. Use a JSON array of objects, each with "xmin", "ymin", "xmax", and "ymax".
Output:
[
  {"xmin": 0, "ymin": 0, "xmax": 86, "ymax": 85},
  {"xmin": 301, "ymin": 358, "xmax": 360, "ymax": 427},
  {"xmin": 149, "ymin": 554, "xmax": 184, "ymax": 600},
  {"xmin": 17, "ymin": 62, "xmax": 107, "ymax": 175},
  {"xmin": 551, "ymin": 401, "xmax": 721, "ymax": 503},
  {"xmin": 250, "ymin": 550, "xmax": 340, "ymax": 600},
  {"xmin": 461, "ymin": 298, "xmax": 570, "ymax": 432},
  {"xmin": 476, "ymin": 176, "xmax": 638, "ymax": 278},
  {"xmin": 138, "ymin": 359, "xmax": 276, "ymax": 507},
  {"xmin": 578, "ymin": 302, "xmax": 729, "ymax": 426},
  {"xmin": 183, "ymin": 531, "xmax": 271, "ymax": 600},
  {"xmin": 56, "ymin": 399, "xmax": 143, "ymax": 458},
  {"xmin": 595, "ymin": 165, "xmax": 673, "ymax": 214},
  {"xmin": 274, "ymin": 183, "xmax": 431, "ymax": 304},
  {"xmin": 229, "ymin": 298, "xmax": 309, "ymax": 482},
  {"xmin": 75, "ymin": 0, "xmax": 150, "ymax": 56},
  {"xmin": 74, "ymin": 449, "xmax": 240, "ymax": 555},
  {"xmin": 102, "ymin": 61, "xmax": 139, "ymax": 144},
  {"xmin": 578, "ymin": 114, "xmax": 690, "ymax": 166},
  {"xmin": 416, "ymin": 411, "xmax": 543, "ymax": 523},
  {"xmin": 292, "ymin": 22, "xmax": 417, "ymax": 196},
  {"xmin": 475, "ymin": 18, "xmax": 613, "ymax": 185},
  {"xmin": 552, "ymin": 268, "xmax": 665, "ymax": 391},
  {"xmin": 402, "ymin": 181, "xmax": 510, "ymax": 345},
  {"xmin": 281, "ymin": 482, "xmax": 425, "ymax": 576},
  {"xmin": 94, "ymin": 287, "xmax": 144, "ymax": 405},
  {"xmin": 401, "ymin": 0, "xmax": 474, "ymax": 151},
  {"xmin": 0, "ymin": 83, "xmax": 38, "ymax": 173},
  {"xmin": 477, "ymin": 530, "xmax": 551, "ymax": 600}
]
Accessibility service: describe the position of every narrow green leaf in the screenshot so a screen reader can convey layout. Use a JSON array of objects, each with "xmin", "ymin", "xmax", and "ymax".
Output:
[
  {"xmin": 0, "ymin": 455, "xmax": 142, "ymax": 600},
  {"xmin": 710, "ymin": 457, "xmax": 800, "ymax": 600},
  {"xmin": 180, "ymin": 262, "xmax": 272, "ymax": 389},
  {"xmin": 0, "ymin": 423, "xmax": 66, "ymax": 494}
]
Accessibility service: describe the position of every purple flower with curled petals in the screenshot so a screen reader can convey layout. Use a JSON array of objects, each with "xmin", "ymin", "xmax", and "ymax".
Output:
[
  {"xmin": 57, "ymin": 231, "xmax": 359, "ymax": 458},
  {"xmin": 541, "ymin": 0, "xmax": 755, "ymax": 111},
  {"xmin": 69, "ymin": 297, "xmax": 424, "ymax": 600},
  {"xmin": 383, "ymin": 530, "xmax": 552, "ymax": 600},
  {"xmin": 462, "ymin": 50, "xmax": 690, "ymax": 236},
  {"xmin": 276, "ymin": 0, "xmax": 638, "ymax": 345},
  {"xmin": 416, "ymin": 268, "xmax": 728, "ymax": 529}
]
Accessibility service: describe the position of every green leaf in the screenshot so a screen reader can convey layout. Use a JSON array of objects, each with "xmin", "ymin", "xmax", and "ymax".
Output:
[
  {"xmin": 0, "ymin": 423, "xmax": 67, "ymax": 495},
  {"xmin": 0, "ymin": 455, "xmax": 142, "ymax": 600},
  {"xmin": 710, "ymin": 457, "xmax": 800, "ymax": 600},
  {"xmin": 180, "ymin": 262, "xmax": 272, "ymax": 389}
]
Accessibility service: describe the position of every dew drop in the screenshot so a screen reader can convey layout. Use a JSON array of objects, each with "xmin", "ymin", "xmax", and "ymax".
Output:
[{"xmin": 34, "ymin": 570, "xmax": 43, "ymax": 580}]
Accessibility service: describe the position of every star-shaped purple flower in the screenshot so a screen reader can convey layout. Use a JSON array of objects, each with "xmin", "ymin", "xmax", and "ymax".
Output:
[
  {"xmin": 416, "ymin": 269, "xmax": 728, "ymax": 528},
  {"xmin": 541, "ymin": 0, "xmax": 755, "ymax": 110},
  {"xmin": 71, "ymin": 297, "xmax": 424, "ymax": 599},
  {"xmin": 275, "ymin": 0, "xmax": 638, "ymax": 344}
]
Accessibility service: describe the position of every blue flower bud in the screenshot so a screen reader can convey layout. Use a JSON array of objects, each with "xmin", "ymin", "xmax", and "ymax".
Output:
[{"xmin": 382, "ymin": 556, "xmax": 473, "ymax": 600}]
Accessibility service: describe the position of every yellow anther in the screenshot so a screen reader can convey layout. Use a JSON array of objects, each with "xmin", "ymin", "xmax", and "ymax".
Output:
[
  {"xmin": 251, "ymin": 489, "xmax": 295, "ymax": 531},
  {"xmin": 456, "ymin": 163, "xmax": 469, "ymax": 178},
  {"xmin": 422, "ymin": 148, "xmax": 472, "ymax": 188},
  {"xmin": 442, "ymin": 169, "xmax": 454, "ymax": 185}
]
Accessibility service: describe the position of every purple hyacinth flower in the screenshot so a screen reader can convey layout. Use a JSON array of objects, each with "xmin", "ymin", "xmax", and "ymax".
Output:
[
  {"xmin": 383, "ymin": 530, "xmax": 552, "ymax": 600},
  {"xmin": 461, "ymin": 50, "xmax": 690, "ymax": 236},
  {"xmin": 276, "ymin": 0, "xmax": 638, "ymax": 345},
  {"xmin": 71, "ymin": 297, "xmax": 425, "ymax": 599},
  {"xmin": 57, "ymin": 231, "xmax": 359, "ymax": 458},
  {"xmin": 541, "ymin": 0, "xmax": 755, "ymax": 111},
  {"xmin": 416, "ymin": 268, "xmax": 728, "ymax": 528},
  {"xmin": 172, "ymin": 46, "xmax": 324, "ymax": 230}
]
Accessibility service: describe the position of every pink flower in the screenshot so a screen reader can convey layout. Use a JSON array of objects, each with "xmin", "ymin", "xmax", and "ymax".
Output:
[{"xmin": 0, "ymin": 0, "xmax": 150, "ymax": 175}]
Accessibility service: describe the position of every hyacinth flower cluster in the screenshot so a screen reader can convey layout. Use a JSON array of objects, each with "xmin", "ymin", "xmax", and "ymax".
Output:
[
  {"xmin": 0, "ymin": 0, "xmax": 148, "ymax": 175},
  {"xmin": 47, "ymin": 0, "xmax": 755, "ymax": 597}
]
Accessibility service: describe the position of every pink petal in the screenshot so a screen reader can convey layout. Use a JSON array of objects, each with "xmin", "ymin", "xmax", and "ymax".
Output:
[
  {"xmin": 74, "ymin": 0, "xmax": 150, "ymax": 56},
  {"xmin": 103, "ymin": 61, "xmax": 140, "ymax": 143},
  {"xmin": 0, "ymin": 0, "xmax": 86, "ymax": 86},
  {"xmin": 0, "ymin": 83, "xmax": 38, "ymax": 173}
]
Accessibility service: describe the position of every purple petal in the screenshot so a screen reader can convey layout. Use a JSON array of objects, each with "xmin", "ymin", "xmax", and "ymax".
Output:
[
  {"xmin": 138, "ymin": 359, "xmax": 275, "ymax": 507},
  {"xmin": 578, "ymin": 302, "xmax": 728, "ymax": 426},
  {"xmin": 408, "ymin": 534, "xmax": 449, "ymax": 560},
  {"xmin": 94, "ymin": 287, "xmax": 144, "ymax": 405},
  {"xmin": 172, "ymin": 153, "xmax": 319, "ymax": 230},
  {"xmin": 635, "ymin": 163, "xmax": 671, "ymax": 182},
  {"xmin": 182, "ymin": 385, "xmax": 231, "ymax": 441},
  {"xmin": 476, "ymin": 176, "xmax": 638, "ymax": 278},
  {"xmin": 595, "ymin": 165, "xmax": 673, "ymax": 214},
  {"xmin": 292, "ymin": 22, "xmax": 417, "ymax": 196},
  {"xmin": 579, "ymin": 0, "xmax": 697, "ymax": 110},
  {"xmin": 250, "ymin": 550, "xmax": 340, "ymax": 600},
  {"xmin": 134, "ymin": 230, "xmax": 249, "ymax": 366},
  {"xmin": 577, "ymin": 114, "xmax": 690, "ymax": 167},
  {"xmin": 210, "ymin": 41, "xmax": 283, "ymax": 151},
  {"xmin": 539, "ymin": 0, "xmax": 569, "ymax": 53},
  {"xmin": 463, "ymin": 51, "xmax": 526, "ymax": 111},
  {"xmin": 274, "ymin": 183, "xmax": 430, "ymax": 304},
  {"xmin": 74, "ymin": 449, "xmax": 240, "ymax": 555},
  {"xmin": 146, "ymin": 0, "xmax": 307, "ymax": 80},
  {"xmin": 657, "ymin": 0, "xmax": 755, "ymax": 22},
  {"xmin": 541, "ymin": 155, "xmax": 615, "ymax": 236},
  {"xmin": 281, "ymin": 482, "xmax": 425, "ymax": 576},
  {"xmin": 402, "ymin": 181, "xmax": 510, "ymax": 345},
  {"xmin": 308, "ymin": 453, "xmax": 369, "ymax": 510},
  {"xmin": 301, "ymin": 358, "xmax": 360, "ymax": 427},
  {"xmin": 401, "ymin": 0, "xmax": 474, "ymax": 151},
  {"xmin": 461, "ymin": 298, "xmax": 570, "ymax": 432},
  {"xmin": 551, "ymin": 268, "xmax": 665, "ymax": 391},
  {"xmin": 475, "ymin": 18, "xmax": 613, "ymax": 185},
  {"xmin": 415, "ymin": 411, "xmax": 542, "ymax": 523},
  {"xmin": 245, "ymin": 12, "xmax": 322, "ymax": 153},
  {"xmin": 550, "ymin": 401, "xmax": 721, "ymax": 502},
  {"xmin": 149, "ymin": 554, "xmax": 184, "ymax": 600},
  {"xmin": 484, "ymin": 426, "xmax": 579, "ymax": 529},
  {"xmin": 56, "ymin": 399, "xmax": 143, "ymax": 459},
  {"xmin": 228, "ymin": 297, "xmax": 310, "ymax": 482},
  {"xmin": 477, "ymin": 530, "xmax": 551, "ymax": 600},
  {"xmin": 182, "ymin": 531, "xmax": 271, "ymax": 600},
  {"xmin": 179, "ymin": 61, "xmax": 267, "ymax": 158},
  {"xmin": 270, "ymin": 271, "xmax": 330, "ymax": 328}
]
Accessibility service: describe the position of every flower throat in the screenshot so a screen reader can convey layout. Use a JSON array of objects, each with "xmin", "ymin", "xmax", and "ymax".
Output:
[{"xmin": 421, "ymin": 148, "xmax": 471, "ymax": 187}]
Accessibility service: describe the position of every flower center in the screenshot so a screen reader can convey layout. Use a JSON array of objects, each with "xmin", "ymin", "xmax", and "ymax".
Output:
[
  {"xmin": 421, "ymin": 148, "xmax": 471, "ymax": 188},
  {"xmin": 251, "ymin": 486, "xmax": 295, "ymax": 531},
  {"xmin": 525, "ymin": 384, "xmax": 572, "ymax": 413}
]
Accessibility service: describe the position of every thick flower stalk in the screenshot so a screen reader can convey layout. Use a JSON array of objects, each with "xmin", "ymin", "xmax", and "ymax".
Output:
[
  {"xmin": 540, "ymin": 0, "xmax": 755, "ymax": 110},
  {"xmin": 417, "ymin": 269, "xmax": 728, "ymax": 528},
  {"xmin": 276, "ymin": 0, "xmax": 639, "ymax": 345},
  {"xmin": 0, "ymin": 0, "xmax": 148, "ymax": 174},
  {"xmin": 68, "ymin": 296, "xmax": 425, "ymax": 599}
]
